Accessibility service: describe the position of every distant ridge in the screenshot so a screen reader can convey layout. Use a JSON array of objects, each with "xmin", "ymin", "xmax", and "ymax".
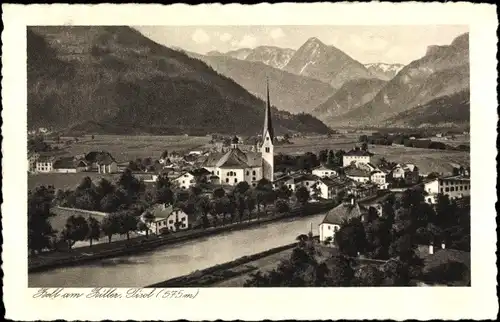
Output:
[{"xmin": 27, "ymin": 26, "xmax": 333, "ymax": 136}]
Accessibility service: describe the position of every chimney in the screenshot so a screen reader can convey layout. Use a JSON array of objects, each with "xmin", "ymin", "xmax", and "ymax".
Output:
[{"xmin": 429, "ymin": 243, "xmax": 434, "ymax": 255}]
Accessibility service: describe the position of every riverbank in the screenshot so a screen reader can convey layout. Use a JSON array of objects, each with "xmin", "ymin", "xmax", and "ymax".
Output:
[
  {"xmin": 148, "ymin": 242, "xmax": 300, "ymax": 287},
  {"xmin": 29, "ymin": 201, "xmax": 335, "ymax": 273}
]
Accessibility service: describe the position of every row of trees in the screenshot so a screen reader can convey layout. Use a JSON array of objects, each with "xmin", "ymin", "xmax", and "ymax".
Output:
[
  {"xmin": 28, "ymin": 170, "xmax": 319, "ymax": 254},
  {"xmin": 244, "ymin": 189, "xmax": 470, "ymax": 286},
  {"xmin": 275, "ymin": 149, "xmax": 346, "ymax": 173},
  {"xmin": 244, "ymin": 233, "xmax": 411, "ymax": 287}
]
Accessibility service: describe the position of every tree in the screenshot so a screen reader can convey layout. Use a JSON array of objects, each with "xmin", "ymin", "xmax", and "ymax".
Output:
[
  {"xmin": 196, "ymin": 196, "xmax": 211, "ymax": 228},
  {"xmin": 117, "ymin": 168, "xmax": 143, "ymax": 204},
  {"xmin": 100, "ymin": 191, "xmax": 121, "ymax": 213},
  {"xmin": 142, "ymin": 211, "xmax": 155, "ymax": 237},
  {"xmin": 335, "ymin": 218, "xmax": 367, "ymax": 257},
  {"xmin": 321, "ymin": 255, "xmax": 355, "ymax": 286},
  {"xmin": 117, "ymin": 211, "xmax": 139, "ymax": 240},
  {"xmin": 276, "ymin": 185, "xmax": 292, "ymax": 200},
  {"xmin": 161, "ymin": 149, "xmax": 169, "ymax": 159},
  {"xmin": 361, "ymin": 142, "xmax": 369, "ymax": 151},
  {"xmin": 274, "ymin": 199, "xmax": 290, "ymax": 215},
  {"xmin": 311, "ymin": 184, "xmax": 322, "ymax": 200},
  {"xmin": 236, "ymin": 195, "xmax": 247, "ymax": 222},
  {"xmin": 61, "ymin": 215, "xmax": 89, "ymax": 249},
  {"xmin": 381, "ymin": 258, "xmax": 412, "ymax": 286},
  {"xmin": 28, "ymin": 186, "xmax": 57, "ymax": 254},
  {"xmin": 354, "ymin": 264, "xmax": 384, "ymax": 286},
  {"xmin": 156, "ymin": 186, "xmax": 174, "ymax": 205},
  {"xmin": 318, "ymin": 149, "xmax": 328, "ymax": 164},
  {"xmin": 424, "ymin": 261, "xmax": 469, "ymax": 285},
  {"xmin": 96, "ymin": 178, "xmax": 115, "ymax": 201},
  {"xmin": 295, "ymin": 186, "xmax": 310, "ymax": 206},
  {"xmin": 245, "ymin": 193, "xmax": 257, "ymax": 222},
  {"xmin": 213, "ymin": 187, "xmax": 226, "ymax": 199},
  {"xmin": 86, "ymin": 216, "xmax": 101, "ymax": 247},
  {"xmin": 91, "ymin": 135, "xmax": 95, "ymax": 140},
  {"xmin": 234, "ymin": 181, "xmax": 250, "ymax": 195},
  {"xmin": 101, "ymin": 214, "xmax": 120, "ymax": 243}
]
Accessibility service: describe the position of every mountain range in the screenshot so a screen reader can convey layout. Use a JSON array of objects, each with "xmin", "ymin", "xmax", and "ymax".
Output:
[
  {"xmin": 364, "ymin": 63, "xmax": 405, "ymax": 81},
  {"xmin": 27, "ymin": 26, "xmax": 333, "ymax": 136},
  {"xmin": 311, "ymin": 78, "xmax": 387, "ymax": 120},
  {"xmin": 201, "ymin": 33, "xmax": 469, "ymax": 129},
  {"xmin": 185, "ymin": 51, "xmax": 336, "ymax": 114},
  {"xmin": 327, "ymin": 32, "xmax": 470, "ymax": 128}
]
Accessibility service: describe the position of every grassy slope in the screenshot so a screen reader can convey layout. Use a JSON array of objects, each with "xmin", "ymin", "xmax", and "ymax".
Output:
[{"xmin": 28, "ymin": 26, "xmax": 332, "ymax": 136}]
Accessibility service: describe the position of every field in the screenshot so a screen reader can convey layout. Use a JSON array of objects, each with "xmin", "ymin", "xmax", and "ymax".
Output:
[
  {"xmin": 32, "ymin": 133, "xmax": 469, "ymax": 191},
  {"xmin": 277, "ymin": 135, "xmax": 469, "ymax": 175},
  {"xmin": 50, "ymin": 134, "xmax": 212, "ymax": 162},
  {"xmin": 430, "ymin": 134, "xmax": 470, "ymax": 146}
]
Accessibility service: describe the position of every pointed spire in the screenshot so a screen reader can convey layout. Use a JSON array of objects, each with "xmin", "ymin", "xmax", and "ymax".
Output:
[{"xmin": 263, "ymin": 77, "xmax": 274, "ymax": 143}]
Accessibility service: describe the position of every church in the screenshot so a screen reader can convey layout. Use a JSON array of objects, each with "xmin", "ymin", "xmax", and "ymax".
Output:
[{"xmin": 202, "ymin": 81, "xmax": 275, "ymax": 187}]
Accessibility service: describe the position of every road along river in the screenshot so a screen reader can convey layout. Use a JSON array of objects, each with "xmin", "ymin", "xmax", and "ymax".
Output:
[{"xmin": 29, "ymin": 212, "xmax": 327, "ymax": 287}]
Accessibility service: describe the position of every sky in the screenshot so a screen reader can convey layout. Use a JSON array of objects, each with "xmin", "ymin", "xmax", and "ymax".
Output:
[{"xmin": 134, "ymin": 25, "xmax": 468, "ymax": 65}]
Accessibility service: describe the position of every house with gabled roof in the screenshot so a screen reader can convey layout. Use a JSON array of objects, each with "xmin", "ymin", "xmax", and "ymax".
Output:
[
  {"xmin": 315, "ymin": 176, "xmax": 354, "ymax": 200},
  {"xmin": 343, "ymin": 147, "xmax": 374, "ymax": 167},
  {"xmin": 35, "ymin": 155, "xmax": 56, "ymax": 173},
  {"xmin": 141, "ymin": 204, "xmax": 198, "ymax": 235},
  {"xmin": 85, "ymin": 151, "xmax": 117, "ymax": 173},
  {"xmin": 345, "ymin": 166, "xmax": 371, "ymax": 183},
  {"xmin": 312, "ymin": 165, "xmax": 338, "ymax": 178},
  {"xmin": 318, "ymin": 199, "xmax": 366, "ymax": 244}
]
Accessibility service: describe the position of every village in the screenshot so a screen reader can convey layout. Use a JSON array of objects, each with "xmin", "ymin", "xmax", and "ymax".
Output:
[{"xmin": 28, "ymin": 87, "xmax": 471, "ymax": 288}]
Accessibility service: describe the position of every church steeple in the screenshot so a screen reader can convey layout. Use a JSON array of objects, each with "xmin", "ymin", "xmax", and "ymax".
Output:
[
  {"xmin": 261, "ymin": 78, "xmax": 275, "ymax": 182},
  {"xmin": 263, "ymin": 78, "xmax": 274, "ymax": 143}
]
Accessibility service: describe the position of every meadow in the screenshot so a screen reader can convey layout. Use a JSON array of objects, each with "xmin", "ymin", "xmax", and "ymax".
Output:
[
  {"xmin": 31, "ymin": 133, "xmax": 469, "ymax": 191},
  {"xmin": 277, "ymin": 135, "xmax": 469, "ymax": 175},
  {"xmin": 28, "ymin": 172, "xmax": 121, "ymax": 191},
  {"xmin": 52, "ymin": 134, "xmax": 212, "ymax": 162}
]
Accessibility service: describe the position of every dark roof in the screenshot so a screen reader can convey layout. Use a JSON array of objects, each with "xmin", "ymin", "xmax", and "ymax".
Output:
[
  {"xmin": 53, "ymin": 157, "xmax": 88, "ymax": 169},
  {"xmin": 318, "ymin": 176, "xmax": 352, "ymax": 188},
  {"xmin": 37, "ymin": 155, "xmax": 56, "ymax": 162},
  {"xmin": 321, "ymin": 203, "xmax": 365, "ymax": 225},
  {"xmin": 345, "ymin": 167, "xmax": 371, "ymax": 178},
  {"xmin": 203, "ymin": 148, "xmax": 261, "ymax": 168},
  {"xmin": 146, "ymin": 204, "xmax": 174, "ymax": 219},
  {"xmin": 85, "ymin": 151, "xmax": 116, "ymax": 165},
  {"xmin": 312, "ymin": 165, "xmax": 337, "ymax": 172},
  {"xmin": 345, "ymin": 149, "xmax": 374, "ymax": 157},
  {"xmin": 295, "ymin": 174, "xmax": 319, "ymax": 183},
  {"xmin": 190, "ymin": 168, "xmax": 211, "ymax": 177}
]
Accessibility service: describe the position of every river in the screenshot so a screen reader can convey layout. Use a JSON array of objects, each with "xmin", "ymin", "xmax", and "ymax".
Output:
[{"xmin": 28, "ymin": 212, "xmax": 327, "ymax": 287}]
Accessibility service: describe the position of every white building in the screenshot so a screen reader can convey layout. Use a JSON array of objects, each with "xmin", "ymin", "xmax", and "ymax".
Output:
[
  {"xmin": 35, "ymin": 156, "xmax": 56, "ymax": 173},
  {"xmin": 343, "ymin": 148, "xmax": 374, "ymax": 167},
  {"xmin": 314, "ymin": 177, "xmax": 352, "ymax": 200},
  {"xmin": 370, "ymin": 170, "xmax": 387, "ymax": 187},
  {"xmin": 202, "ymin": 80, "xmax": 275, "ymax": 187},
  {"xmin": 423, "ymin": 175, "xmax": 471, "ymax": 204},
  {"xmin": 174, "ymin": 171, "xmax": 197, "ymax": 190},
  {"xmin": 273, "ymin": 173, "xmax": 319, "ymax": 192},
  {"xmin": 312, "ymin": 165, "xmax": 338, "ymax": 178},
  {"xmin": 143, "ymin": 204, "xmax": 195, "ymax": 234}
]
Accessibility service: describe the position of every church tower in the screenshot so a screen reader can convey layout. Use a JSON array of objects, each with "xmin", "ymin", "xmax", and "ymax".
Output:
[{"xmin": 261, "ymin": 79, "xmax": 275, "ymax": 182}]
